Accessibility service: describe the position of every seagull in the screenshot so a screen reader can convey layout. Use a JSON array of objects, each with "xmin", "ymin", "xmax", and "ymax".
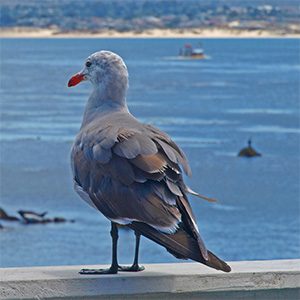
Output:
[{"xmin": 68, "ymin": 51, "xmax": 231, "ymax": 274}]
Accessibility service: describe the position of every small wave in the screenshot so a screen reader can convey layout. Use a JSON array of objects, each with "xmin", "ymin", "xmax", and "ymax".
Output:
[
  {"xmin": 141, "ymin": 117, "xmax": 238, "ymax": 126},
  {"xmin": 128, "ymin": 101, "xmax": 159, "ymax": 107},
  {"xmin": 227, "ymin": 108, "xmax": 296, "ymax": 115},
  {"xmin": 191, "ymin": 81, "xmax": 232, "ymax": 88},
  {"xmin": 212, "ymin": 204, "xmax": 243, "ymax": 212},
  {"xmin": 172, "ymin": 136, "xmax": 226, "ymax": 148},
  {"xmin": 213, "ymin": 151, "xmax": 238, "ymax": 157},
  {"xmin": 0, "ymin": 133, "xmax": 73, "ymax": 142},
  {"xmin": 163, "ymin": 56, "xmax": 209, "ymax": 61},
  {"xmin": 239, "ymin": 125, "xmax": 300, "ymax": 134},
  {"xmin": 23, "ymin": 167, "xmax": 47, "ymax": 172},
  {"xmin": 1, "ymin": 120, "xmax": 79, "ymax": 130}
]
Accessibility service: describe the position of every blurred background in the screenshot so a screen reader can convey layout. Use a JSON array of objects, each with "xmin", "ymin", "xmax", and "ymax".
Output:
[{"xmin": 0, "ymin": 0, "xmax": 299, "ymax": 268}]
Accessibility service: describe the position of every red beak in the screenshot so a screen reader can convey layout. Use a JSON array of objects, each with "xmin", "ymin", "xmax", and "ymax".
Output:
[{"xmin": 68, "ymin": 72, "xmax": 85, "ymax": 87}]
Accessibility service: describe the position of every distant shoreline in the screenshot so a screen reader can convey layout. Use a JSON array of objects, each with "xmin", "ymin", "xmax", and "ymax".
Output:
[{"xmin": 1, "ymin": 27, "xmax": 299, "ymax": 38}]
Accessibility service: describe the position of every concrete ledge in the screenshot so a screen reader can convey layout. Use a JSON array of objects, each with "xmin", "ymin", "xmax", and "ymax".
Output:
[{"xmin": 0, "ymin": 259, "xmax": 299, "ymax": 299}]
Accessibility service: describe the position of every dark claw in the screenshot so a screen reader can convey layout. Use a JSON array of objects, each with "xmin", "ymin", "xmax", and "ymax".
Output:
[{"xmin": 118, "ymin": 264, "xmax": 145, "ymax": 272}]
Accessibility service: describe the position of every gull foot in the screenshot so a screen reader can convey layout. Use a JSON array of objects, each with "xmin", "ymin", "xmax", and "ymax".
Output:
[
  {"xmin": 79, "ymin": 267, "xmax": 118, "ymax": 275},
  {"xmin": 118, "ymin": 264, "xmax": 145, "ymax": 272}
]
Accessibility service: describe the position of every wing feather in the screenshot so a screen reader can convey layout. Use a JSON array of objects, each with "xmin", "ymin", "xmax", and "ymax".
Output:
[
  {"xmin": 72, "ymin": 118, "xmax": 209, "ymax": 260},
  {"xmin": 113, "ymin": 136, "xmax": 141, "ymax": 159},
  {"xmin": 92, "ymin": 143, "xmax": 112, "ymax": 164},
  {"xmin": 130, "ymin": 153, "xmax": 167, "ymax": 174},
  {"xmin": 144, "ymin": 124, "xmax": 192, "ymax": 176},
  {"xmin": 114, "ymin": 133, "xmax": 157, "ymax": 159}
]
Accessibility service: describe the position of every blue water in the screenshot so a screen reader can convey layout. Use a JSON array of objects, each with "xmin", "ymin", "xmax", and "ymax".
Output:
[{"xmin": 0, "ymin": 38, "xmax": 299, "ymax": 268}]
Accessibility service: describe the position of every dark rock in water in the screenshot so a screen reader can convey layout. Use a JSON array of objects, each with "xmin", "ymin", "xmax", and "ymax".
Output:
[
  {"xmin": 18, "ymin": 210, "xmax": 49, "ymax": 224},
  {"xmin": 53, "ymin": 217, "xmax": 67, "ymax": 223},
  {"xmin": 18, "ymin": 210, "xmax": 75, "ymax": 224},
  {"xmin": 0, "ymin": 223, "xmax": 4, "ymax": 229},
  {"xmin": 0, "ymin": 208, "xmax": 20, "ymax": 221},
  {"xmin": 238, "ymin": 139, "xmax": 261, "ymax": 157},
  {"xmin": 53, "ymin": 217, "xmax": 75, "ymax": 223},
  {"xmin": 18, "ymin": 210, "xmax": 48, "ymax": 218}
]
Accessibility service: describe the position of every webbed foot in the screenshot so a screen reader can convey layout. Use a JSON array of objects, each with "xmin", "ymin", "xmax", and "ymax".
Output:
[
  {"xmin": 79, "ymin": 267, "xmax": 118, "ymax": 275},
  {"xmin": 118, "ymin": 264, "xmax": 145, "ymax": 272}
]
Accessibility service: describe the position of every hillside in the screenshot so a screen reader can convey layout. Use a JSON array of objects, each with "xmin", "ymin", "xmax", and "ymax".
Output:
[{"xmin": 1, "ymin": 0, "xmax": 299, "ymax": 34}]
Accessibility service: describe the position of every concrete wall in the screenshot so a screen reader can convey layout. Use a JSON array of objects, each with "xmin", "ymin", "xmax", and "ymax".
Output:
[{"xmin": 0, "ymin": 259, "xmax": 299, "ymax": 299}]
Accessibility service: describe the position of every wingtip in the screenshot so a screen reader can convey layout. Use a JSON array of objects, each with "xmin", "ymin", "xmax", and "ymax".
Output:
[
  {"xmin": 224, "ymin": 264, "xmax": 232, "ymax": 272},
  {"xmin": 207, "ymin": 250, "xmax": 231, "ymax": 273},
  {"xmin": 218, "ymin": 261, "xmax": 232, "ymax": 272}
]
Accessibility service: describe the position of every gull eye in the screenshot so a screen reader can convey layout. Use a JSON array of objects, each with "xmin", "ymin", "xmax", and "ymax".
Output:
[{"xmin": 85, "ymin": 61, "xmax": 92, "ymax": 67}]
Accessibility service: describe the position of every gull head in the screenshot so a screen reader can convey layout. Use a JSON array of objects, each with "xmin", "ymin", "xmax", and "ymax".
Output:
[{"xmin": 68, "ymin": 51, "xmax": 129, "ymax": 101}]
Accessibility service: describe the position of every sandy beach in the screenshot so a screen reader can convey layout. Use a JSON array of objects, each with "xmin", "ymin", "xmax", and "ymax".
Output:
[{"xmin": 1, "ymin": 27, "xmax": 299, "ymax": 38}]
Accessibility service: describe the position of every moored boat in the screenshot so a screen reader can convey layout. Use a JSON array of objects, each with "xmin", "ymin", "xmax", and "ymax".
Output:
[{"xmin": 179, "ymin": 43, "xmax": 205, "ymax": 59}]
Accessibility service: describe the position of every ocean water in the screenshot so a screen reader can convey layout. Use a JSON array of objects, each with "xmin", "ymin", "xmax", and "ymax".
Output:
[{"xmin": 0, "ymin": 38, "xmax": 299, "ymax": 268}]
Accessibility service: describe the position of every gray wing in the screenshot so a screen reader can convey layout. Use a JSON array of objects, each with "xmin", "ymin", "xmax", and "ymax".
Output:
[{"xmin": 71, "ymin": 114, "xmax": 208, "ymax": 259}]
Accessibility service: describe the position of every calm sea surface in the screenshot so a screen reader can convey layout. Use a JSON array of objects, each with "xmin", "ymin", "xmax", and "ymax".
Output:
[{"xmin": 0, "ymin": 38, "xmax": 299, "ymax": 267}]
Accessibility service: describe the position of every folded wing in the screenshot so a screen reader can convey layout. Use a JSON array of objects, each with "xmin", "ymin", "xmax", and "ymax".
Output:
[{"xmin": 71, "ymin": 114, "xmax": 230, "ymax": 272}]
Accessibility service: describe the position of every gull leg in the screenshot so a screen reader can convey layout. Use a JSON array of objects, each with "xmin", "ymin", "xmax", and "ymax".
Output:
[
  {"xmin": 118, "ymin": 230, "xmax": 145, "ymax": 272},
  {"xmin": 80, "ymin": 222, "xmax": 119, "ymax": 275}
]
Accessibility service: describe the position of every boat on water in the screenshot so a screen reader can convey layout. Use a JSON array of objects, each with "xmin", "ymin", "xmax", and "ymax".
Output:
[{"xmin": 179, "ymin": 43, "xmax": 206, "ymax": 59}]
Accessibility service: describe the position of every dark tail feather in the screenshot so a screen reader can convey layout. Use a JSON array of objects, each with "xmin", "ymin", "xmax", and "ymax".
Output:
[
  {"xmin": 206, "ymin": 249, "xmax": 231, "ymax": 272},
  {"xmin": 128, "ymin": 222, "xmax": 231, "ymax": 273}
]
